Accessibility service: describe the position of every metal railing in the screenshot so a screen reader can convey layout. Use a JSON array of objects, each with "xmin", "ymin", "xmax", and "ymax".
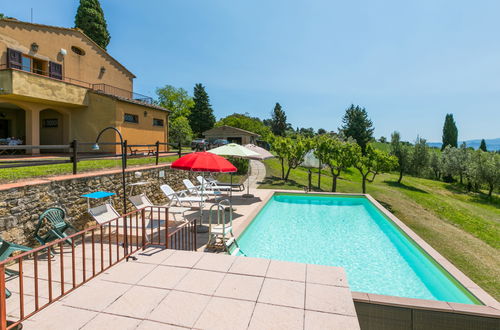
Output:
[
  {"xmin": 0, "ymin": 141, "xmax": 191, "ymax": 174},
  {"xmin": 0, "ymin": 65, "xmax": 153, "ymax": 105},
  {"xmin": 92, "ymin": 84, "xmax": 153, "ymax": 105},
  {"xmin": 0, "ymin": 207, "xmax": 197, "ymax": 330}
]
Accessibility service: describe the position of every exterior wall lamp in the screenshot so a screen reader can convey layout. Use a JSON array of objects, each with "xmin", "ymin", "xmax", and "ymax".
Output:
[{"xmin": 30, "ymin": 42, "xmax": 39, "ymax": 52}]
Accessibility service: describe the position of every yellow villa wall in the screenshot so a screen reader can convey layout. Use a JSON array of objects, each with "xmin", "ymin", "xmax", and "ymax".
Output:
[
  {"xmin": 0, "ymin": 20, "xmax": 134, "ymax": 91},
  {"xmin": 116, "ymin": 101, "xmax": 169, "ymax": 152}
]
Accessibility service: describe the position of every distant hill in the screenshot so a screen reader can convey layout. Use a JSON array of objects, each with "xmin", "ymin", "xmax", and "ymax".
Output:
[{"xmin": 427, "ymin": 138, "xmax": 500, "ymax": 151}]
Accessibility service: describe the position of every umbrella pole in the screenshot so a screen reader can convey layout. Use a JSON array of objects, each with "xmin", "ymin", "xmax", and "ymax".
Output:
[
  {"xmin": 196, "ymin": 171, "xmax": 209, "ymax": 233},
  {"xmin": 243, "ymin": 159, "xmax": 254, "ymax": 198}
]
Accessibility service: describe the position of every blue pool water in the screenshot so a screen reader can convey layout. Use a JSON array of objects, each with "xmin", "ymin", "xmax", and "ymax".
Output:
[{"xmin": 237, "ymin": 193, "xmax": 480, "ymax": 304}]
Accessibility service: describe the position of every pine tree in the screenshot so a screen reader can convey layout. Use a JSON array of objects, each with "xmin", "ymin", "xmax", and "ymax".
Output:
[
  {"xmin": 441, "ymin": 114, "xmax": 458, "ymax": 150},
  {"xmin": 75, "ymin": 0, "xmax": 111, "ymax": 49},
  {"xmin": 188, "ymin": 83, "xmax": 216, "ymax": 137},
  {"xmin": 270, "ymin": 103, "xmax": 287, "ymax": 136},
  {"xmin": 339, "ymin": 104, "xmax": 374, "ymax": 154},
  {"xmin": 479, "ymin": 139, "xmax": 487, "ymax": 152}
]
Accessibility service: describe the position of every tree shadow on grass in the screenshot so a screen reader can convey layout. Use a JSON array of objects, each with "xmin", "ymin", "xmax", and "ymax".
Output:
[
  {"xmin": 443, "ymin": 183, "xmax": 500, "ymax": 207},
  {"xmin": 260, "ymin": 176, "xmax": 306, "ymax": 190},
  {"xmin": 384, "ymin": 180, "xmax": 429, "ymax": 194}
]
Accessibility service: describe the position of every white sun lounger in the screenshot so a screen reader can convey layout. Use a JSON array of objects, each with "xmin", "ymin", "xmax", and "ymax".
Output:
[
  {"xmin": 197, "ymin": 176, "xmax": 232, "ymax": 191},
  {"xmin": 160, "ymin": 184, "xmax": 206, "ymax": 207},
  {"xmin": 183, "ymin": 179, "xmax": 223, "ymax": 197},
  {"xmin": 89, "ymin": 202, "xmax": 164, "ymax": 229},
  {"xmin": 129, "ymin": 193, "xmax": 190, "ymax": 222}
]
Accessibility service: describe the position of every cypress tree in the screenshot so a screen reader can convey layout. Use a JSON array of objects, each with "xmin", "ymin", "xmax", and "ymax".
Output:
[
  {"xmin": 441, "ymin": 114, "xmax": 458, "ymax": 150},
  {"xmin": 339, "ymin": 104, "xmax": 374, "ymax": 154},
  {"xmin": 479, "ymin": 139, "xmax": 487, "ymax": 152},
  {"xmin": 188, "ymin": 83, "xmax": 216, "ymax": 137},
  {"xmin": 75, "ymin": 0, "xmax": 111, "ymax": 49},
  {"xmin": 270, "ymin": 103, "xmax": 287, "ymax": 136}
]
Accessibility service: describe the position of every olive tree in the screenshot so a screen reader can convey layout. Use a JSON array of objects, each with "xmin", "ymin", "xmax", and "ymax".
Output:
[
  {"xmin": 318, "ymin": 137, "xmax": 358, "ymax": 192},
  {"xmin": 410, "ymin": 136, "xmax": 430, "ymax": 176},
  {"xmin": 390, "ymin": 131, "xmax": 412, "ymax": 183},
  {"xmin": 468, "ymin": 151, "xmax": 500, "ymax": 198},
  {"xmin": 355, "ymin": 144, "xmax": 398, "ymax": 193},
  {"xmin": 271, "ymin": 136, "xmax": 291, "ymax": 180},
  {"xmin": 284, "ymin": 136, "xmax": 312, "ymax": 181}
]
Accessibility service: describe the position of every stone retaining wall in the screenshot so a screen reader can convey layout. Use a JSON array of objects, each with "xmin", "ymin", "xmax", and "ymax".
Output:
[{"xmin": 0, "ymin": 165, "xmax": 197, "ymax": 246}]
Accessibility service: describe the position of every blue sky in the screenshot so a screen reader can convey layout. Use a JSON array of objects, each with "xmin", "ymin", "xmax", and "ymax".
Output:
[{"xmin": 3, "ymin": 0, "xmax": 499, "ymax": 141}]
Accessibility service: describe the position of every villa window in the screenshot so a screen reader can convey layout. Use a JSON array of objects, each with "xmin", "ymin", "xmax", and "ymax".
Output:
[
  {"xmin": 153, "ymin": 118, "xmax": 164, "ymax": 127},
  {"xmin": 21, "ymin": 56, "xmax": 31, "ymax": 72},
  {"xmin": 124, "ymin": 113, "xmax": 139, "ymax": 123}
]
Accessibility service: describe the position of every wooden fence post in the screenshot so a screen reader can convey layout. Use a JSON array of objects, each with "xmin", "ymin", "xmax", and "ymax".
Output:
[
  {"xmin": 71, "ymin": 140, "xmax": 78, "ymax": 175},
  {"xmin": 155, "ymin": 141, "xmax": 160, "ymax": 165}
]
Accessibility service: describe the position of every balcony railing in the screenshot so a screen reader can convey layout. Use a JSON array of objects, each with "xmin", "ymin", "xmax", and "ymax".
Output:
[{"xmin": 0, "ymin": 65, "xmax": 154, "ymax": 105}]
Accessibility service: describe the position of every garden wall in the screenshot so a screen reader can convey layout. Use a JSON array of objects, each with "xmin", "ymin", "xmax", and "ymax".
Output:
[{"xmin": 0, "ymin": 164, "xmax": 196, "ymax": 245}]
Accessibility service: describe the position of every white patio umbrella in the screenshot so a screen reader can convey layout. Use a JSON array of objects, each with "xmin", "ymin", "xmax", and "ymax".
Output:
[
  {"xmin": 301, "ymin": 149, "xmax": 321, "ymax": 191},
  {"xmin": 208, "ymin": 143, "xmax": 261, "ymax": 198}
]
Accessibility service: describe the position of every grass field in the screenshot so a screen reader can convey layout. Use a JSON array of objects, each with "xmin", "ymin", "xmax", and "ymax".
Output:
[
  {"xmin": 0, "ymin": 155, "xmax": 179, "ymax": 183},
  {"xmin": 259, "ymin": 158, "xmax": 500, "ymax": 300}
]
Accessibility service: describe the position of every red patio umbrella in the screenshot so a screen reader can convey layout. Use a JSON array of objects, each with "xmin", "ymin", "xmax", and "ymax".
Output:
[
  {"xmin": 171, "ymin": 152, "xmax": 237, "ymax": 232},
  {"xmin": 171, "ymin": 152, "xmax": 237, "ymax": 173}
]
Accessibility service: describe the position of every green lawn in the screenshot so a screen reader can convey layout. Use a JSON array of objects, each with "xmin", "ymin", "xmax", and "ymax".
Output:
[
  {"xmin": 0, "ymin": 155, "xmax": 179, "ymax": 183},
  {"xmin": 260, "ymin": 158, "xmax": 500, "ymax": 300}
]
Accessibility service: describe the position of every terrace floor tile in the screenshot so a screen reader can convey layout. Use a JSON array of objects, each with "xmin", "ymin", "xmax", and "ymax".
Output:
[
  {"xmin": 214, "ymin": 273, "xmax": 264, "ymax": 301},
  {"xmin": 80, "ymin": 313, "xmax": 141, "ymax": 330},
  {"xmin": 194, "ymin": 296, "xmax": 255, "ymax": 330},
  {"xmin": 148, "ymin": 290, "xmax": 211, "ymax": 328},
  {"xmin": 61, "ymin": 279, "xmax": 131, "ymax": 311},
  {"xmin": 306, "ymin": 263, "xmax": 348, "ymax": 287},
  {"xmin": 137, "ymin": 265, "xmax": 190, "ymax": 289},
  {"xmin": 304, "ymin": 310, "xmax": 360, "ymax": 330},
  {"xmin": 161, "ymin": 250, "xmax": 204, "ymax": 268},
  {"xmin": 305, "ymin": 283, "xmax": 357, "ymax": 316},
  {"xmin": 103, "ymin": 285, "xmax": 169, "ymax": 319},
  {"xmin": 194, "ymin": 252, "xmax": 237, "ymax": 272},
  {"xmin": 228, "ymin": 256, "xmax": 270, "ymax": 277},
  {"xmin": 174, "ymin": 269, "xmax": 225, "ymax": 295},
  {"xmin": 257, "ymin": 278, "xmax": 305, "ymax": 309},
  {"xmin": 248, "ymin": 303, "xmax": 304, "ymax": 330},
  {"xmin": 267, "ymin": 259, "xmax": 307, "ymax": 282}
]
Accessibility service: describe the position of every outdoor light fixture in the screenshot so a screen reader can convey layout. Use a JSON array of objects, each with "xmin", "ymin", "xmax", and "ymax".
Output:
[
  {"xmin": 60, "ymin": 48, "xmax": 67, "ymax": 56},
  {"xmin": 100, "ymin": 66, "xmax": 106, "ymax": 74},
  {"xmin": 94, "ymin": 126, "xmax": 136, "ymax": 261},
  {"xmin": 143, "ymin": 111, "xmax": 148, "ymax": 117},
  {"xmin": 30, "ymin": 42, "xmax": 39, "ymax": 52}
]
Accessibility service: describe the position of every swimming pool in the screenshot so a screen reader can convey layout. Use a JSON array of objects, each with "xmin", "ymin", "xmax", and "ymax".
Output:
[{"xmin": 237, "ymin": 193, "xmax": 481, "ymax": 305}]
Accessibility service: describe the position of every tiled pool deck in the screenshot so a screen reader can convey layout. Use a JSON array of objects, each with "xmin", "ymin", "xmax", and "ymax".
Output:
[
  {"xmin": 4, "ymin": 188, "xmax": 500, "ymax": 328},
  {"xmin": 20, "ymin": 248, "xmax": 360, "ymax": 330}
]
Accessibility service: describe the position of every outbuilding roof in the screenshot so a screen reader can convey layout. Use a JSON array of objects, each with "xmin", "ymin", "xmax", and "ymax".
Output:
[{"xmin": 203, "ymin": 125, "xmax": 261, "ymax": 137}]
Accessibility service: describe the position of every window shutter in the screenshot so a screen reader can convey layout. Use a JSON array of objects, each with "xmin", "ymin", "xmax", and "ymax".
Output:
[
  {"xmin": 7, "ymin": 48, "xmax": 22, "ymax": 69},
  {"xmin": 49, "ymin": 61, "xmax": 63, "ymax": 80}
]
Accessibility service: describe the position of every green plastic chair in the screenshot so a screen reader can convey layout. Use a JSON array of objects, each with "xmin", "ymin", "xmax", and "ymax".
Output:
[
  {"xmin": 0, "ymin": 238, "xmax": 32, "ymax": 299},
  {"xmin": 34, "ymin": 207, "xmax": 77, "ymax": 246}
]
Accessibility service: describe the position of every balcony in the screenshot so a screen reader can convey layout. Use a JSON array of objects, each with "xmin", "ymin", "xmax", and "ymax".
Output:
[{"xmin": 0, "ymin": 65, "xmax": 153, "ymax": 106}]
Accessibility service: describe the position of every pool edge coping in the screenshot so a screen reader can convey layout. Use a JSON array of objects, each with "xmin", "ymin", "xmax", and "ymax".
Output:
[{"xmin": 237, "ymin": 189, "xmax": 500, "ymax": 319}]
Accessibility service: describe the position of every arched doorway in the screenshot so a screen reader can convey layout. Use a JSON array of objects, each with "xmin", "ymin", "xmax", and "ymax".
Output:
[
  {"xmin": 39, "ymin": 109, "xmax": 64, "ymax": 146},
  {"xmin": 0, "ymin": 102, "xmax": 26, "ymax": 142}
]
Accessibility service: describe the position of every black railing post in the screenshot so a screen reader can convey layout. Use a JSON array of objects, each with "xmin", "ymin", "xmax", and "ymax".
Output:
[
  {"xmin": 155, "ymin": 141, "xmax": 160, "ymax": 165},
  {"xmin": 123, "ymin": 140, "xmax": 128, "ymax": 169},
  {"xmin": 71, "ymin": 140, "xmax": 78, "ymax": 174},
  {"xmin": 178, "ymin": 142, "xmax": 182, "ymax": 158}
]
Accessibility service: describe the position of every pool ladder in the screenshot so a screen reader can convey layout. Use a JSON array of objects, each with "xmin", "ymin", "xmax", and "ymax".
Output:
[{"xmin": 207, "ymin": 199, "xmax": 243, "ymax": 255}]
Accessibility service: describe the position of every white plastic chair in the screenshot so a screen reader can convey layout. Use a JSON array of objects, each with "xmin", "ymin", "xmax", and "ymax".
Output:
[{"xmin": 183, "ymin": 179, "xmax": 222, "ymax": 197}]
